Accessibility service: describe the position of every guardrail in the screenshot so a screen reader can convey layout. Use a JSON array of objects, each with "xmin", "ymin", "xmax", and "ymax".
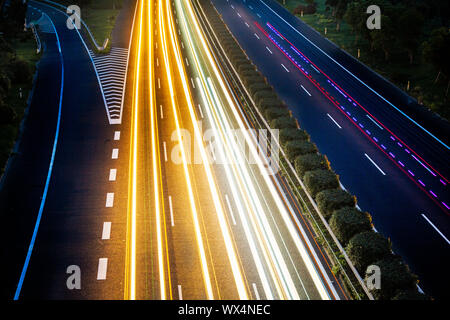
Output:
[{"xmin": 192, "ymin": 0, "xmax": 374, "ymax": 300}]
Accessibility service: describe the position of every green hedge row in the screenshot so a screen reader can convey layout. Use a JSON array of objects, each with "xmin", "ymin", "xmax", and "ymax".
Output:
[{"xmin": 202, "ymin": 0, "xmax": 426, "ymax": 300}]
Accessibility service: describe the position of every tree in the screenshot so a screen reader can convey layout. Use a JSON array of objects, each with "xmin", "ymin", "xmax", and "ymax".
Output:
[
  {"xmin": 423, "ymin": 27, "xmax": 450, "ymax": 95},
  {"xmin": 370, "ymin": 15, "xmax": 396, "ymax": 60},
  {"xmin": 367, "ymin": 256, "xmax": 418, "ymax": 300},
  {"xmin": 397, "ymin": 9, "xmax": 424, "ymax": 64},
  {"xmin": 279, "ymin": 128, "xmax": 310, "ymax": 148},
  {"xmin": 335, "ymin": 0, "xmax": 350, "ymax": 31},
  {"xmin": 329, "ymin": 207, "xmax": 372, "ymax": 245},
  {"xmin": 392, "ymin": 290, "xmax": 429, "ymax": 300},
  {"xmin": 264, "ymin": 107, "xmax": 290, "ymax": 121},
  {"xmin": 316, "ymin": 188, "xmax": 356, "ymax": 220},
  {"xmin": 344, "ymin": 1, "xmax": 368, "ymax": 44},
  {"xmin": 303, "ymin": 169, "xmax": 339, "ymax": 197},
  {"xmin": 270, "ymin": 116, "xmax": 297, "ymax": 130},
  {"xmin": 346, "ymin": 231, "xmax": 391, "ymax": 274}
]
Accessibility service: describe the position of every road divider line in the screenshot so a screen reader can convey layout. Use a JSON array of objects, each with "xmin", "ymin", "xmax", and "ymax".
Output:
[
  {"xmin": 97, "ymin": 258, "xmax": 108, "ymax": 280},
  {"xmin": 225, "ymin": 194, "xmax": 237, "ymax": 225},
  {"xmin": 421, "ymin": 214, "xmax": 450, "ymax": 245},
  {"xmin": 109, "ymin": 169, "xmax": 117, "ymax": 181},
  {"xmin": 364, "ymin": 153, "xmax": 386, "ymax": 175},
  {"xmin": 106, "ymin": 193, "xmax": 115, "ymax": 207},
  {"xmin": 169, "ymin": 196, "xmax": 174, "ymax": 227},
  {"xmin": 178, "ymin": 285, "xmax": 183, "ymax": 300},
  {"xmin": 163, "ymin": 141, "xmax": 168, "ymax": 162},
  {"xmin": 102, "ymin": 222, "xmax": 112, "ymax": 240},
  {"xmin": 366, "ymin": 114, "xmax": 383, "ymax": 130},
  {"xmin": 252, "ymin": 283, "xmax": 261, "ymax": 300},
  {"xmin": 300, "ymin": 84, "xmax": 311, "ymax": 96},
  {"xmin": 327, "ymin": 113, "xmax": 341, "ymax": 129}
]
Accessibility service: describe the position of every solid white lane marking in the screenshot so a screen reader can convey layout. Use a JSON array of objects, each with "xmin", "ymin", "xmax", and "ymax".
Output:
[
  {"xmin": 225, "ymin": 194, "xmax": 237, "ymax": 225},
  {"xmin": 252, "ymin": 283, "xmax": 261, "ymax": 300},
  {"xmin": 300, "ymin": 84, "xmax": 311, "ymax": 96},
  {"xmin": 366, "ymin": 114, "xmax": 384, "ymax": 130},
  {"xmin": 169, "ymin": 196, "xmax": 174, "ymax": 227},
  {"xmin": 178, "ymin": 285, "xmax": 183, "ymax": 300},
  {"xmin": 102, "ymin": 222, "xmax": 111, "ymax": 240},
  {"xmin": 106, "ymin": 193, "xmax": 114, "ymax": 207},
  {"xmin": 422, "ymin": 214, "xmax": 450, "ymax": 245},
  {"xmin": 97, "ymin": 258, "xmax": 108, "ymax": 280},
  {"xmin": 109, "ymin": 169, "xmax": 117, "ymax": 181},
  {"xmin": 266, "ymin": 46, "xmax": 272, "ymax": 54},
  {"xmin": 163, "ymin": 141, "xmax": 168, "ymax": 162},
  {"xmin": 114, "ymin": 131, "xmax": 121, "ymax": 140},
  {"xmin": 327, "ymin": 113, "xmax": 342, "ymax": 129},
  {"xmin": 281, "ymin": 63, "xmax": 289, "ymax": 73},
  {"xmin": 160, "ymin": 104, "xmax": 164, "ymax": 118},
  {"xmin": 364, "ymin": 153, "xmax": 386, "ymax": 175},
  {"xmin": 112, "ymin": 148, "xmax": 119, "ymax": 159}
]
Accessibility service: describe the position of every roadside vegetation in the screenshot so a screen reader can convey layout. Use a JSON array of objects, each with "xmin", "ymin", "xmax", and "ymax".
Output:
[
  {"xmin": 45, "ymin": 0, "xmax": 124, "ymax": 52},
  {"xmin": 277, "ymin": 0, "xmax": 450, "ymax": 123},
  {"xmin": 199, "ymin": 0, "xmax": 429, "ymax": 299},
  {"xmin": 0, "ymin": 1, "xmax": 40, "ymax": 176}
]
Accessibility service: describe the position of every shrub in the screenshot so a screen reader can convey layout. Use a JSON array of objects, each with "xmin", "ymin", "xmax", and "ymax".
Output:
[
  {"xmin": 257, "ymin": 98, "xmax": 284, "ymax": 111},
  {"xmin": 284, "ymin": 140, "xmax": 318, "ymax": 162},
  {"xmin": 0, "ymin": 104, "xmax": 16, "ymax": 125},
  {"xmin": 367, "ymin": 256, "xmax": 418, "ymax": 300},
  {"xmin": 253, "ymin": 90, "xmax": 278, "ymax": 105},
  {"xmin": 270, "ymin": 116, "xmax": 297, "ymax": 130},
  {"xmin": 264, "ymin": 107, "xmax": 290, "ymax": 121},
  {"xmin": 329, "ymin": 207, "xmax": 372, "ymax": 245},
  {"xmin": 293, "ymin": 3, "xmax": 317, "ymax": 15},
  {"xmin": 294, "ymin": 153, "xmax": 328, "ymax": 177},
  {"xmin": 316, "ymin": 189, "xmax": 356, "ymax": 220},
  {"xmin": 303, "ymin": 169, "xmax": 339, "ymax": 197},
  {"xmin": 248, "ymin": 82, "xmax": 272, "ymax": 95},
  {"xmin": 346, "ymin": 231, "xmax": 391, "ymax": 274}
]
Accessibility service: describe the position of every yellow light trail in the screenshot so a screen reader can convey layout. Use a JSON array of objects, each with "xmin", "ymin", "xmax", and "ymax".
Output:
[
  {"xmin": 149, "ymin": 0, "xmax": 170, "ymax": 300},
  {"xmin": 165, "ymin": 0, "xmax": 249, "ymax": 300},
  {"xmin": 159, "ymin": 0, "xmax": 215, "ymax": 300},
  {"xmin": 179, "ymin": 0, "xmax": 334, "ymax": 300},
  {"xmin": 125, "ymin": 0, "xmax": 144, "ymax": 301}
]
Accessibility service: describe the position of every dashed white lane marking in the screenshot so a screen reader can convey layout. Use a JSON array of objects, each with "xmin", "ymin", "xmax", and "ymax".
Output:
[
  {"xmin": 300, "ymin": 84, "xmax": 311, "ymax": 96},
  {"xmin": 252, "ymin": 283, "xmax": 261, "ymax": 300},
  {"xmin": 209, "ymin": 141, "xmax": 216, "ymax": 161},
  {"xmin": 281, "ymin": 63, "xmax": 289, "ymax": 73},
  {"xmin": 421, "ymin": 214, "xmax": 450, "ymax": 245},
  {"xmin": 156, "ymin": 57, "xmax": 159, "ymax": 67},
  {"xmin": 178, "ymin": 285, "xmax": 183, "ymax": 300},
  {"xmin": 181, "ymin": 41, "xmax": 184, "ymax": 49},
  {"xmin": 237, "ymin": 12, "xmax": 241, "ymax": 18},
  {"xmin": 156, "ymin": 42, "xmax": 158, "ymax": 49},
  {"xmin": 102, "ymin": 222, "xmax": 111, "ymax": 240},
  {"xmin": 114, "ymin": 131, "xmax": 121, "ymax": 140},
  {"xmin": 256, "ymin": 13, "xmax": 261, "ymax": 18},
  {"xmin": 158, "ymin": 78, "xmax": 161, "ymax": 89},
  {"xmin": 169, "ymin": 196, "xmax": 174, "ymax": 227},
  {"xmin": 97, "ymin": 258, "xmax": 108, "ymax": 280},
  {"xmin": 109, "ymin": 169, "xmax": 117, "ymax": 181},
  {"xmin": 106, "ymin": 193, "xmax": 115, "ymax": 207},
  {"xmin": 185, "ymin": 57, "xmax": 189, "ymax": 66},
  {"xmin": 112, "ymin": 148, "xmax": 119, "ymax": 159},
  {"xmin": 366, "ymin": 114, "xmax": 384, "ymax": 130},
  {"xmin": 254, "ymin": 33, "xmax": 260, "ymax": 40},
  {"xmin": 327, "ymin": 113, "xmax": 342, "ymax": 129},
  {"xmin": 160, "ymin": 105, "xmax": 164, "ymax": 119},
  {"xmin": 266, "ymin": 46, "xmax": 272, "ymax": 54},
  {"xmin": 163, "ymin": 141, "xmax": 168, "ymax": 162},
  {"xmin": 225, "ymin": 194, "xmax": 237, "ymax": 225},
  {"xmin": 191, "ymin": 77, "xmax": 196, "ymax": 89},
  {"xmin": 198, "ymin": 104, "xmax": 204, "ymax": 118},
  {"xmin": 364, "ymin": 153, "xmax": 386, "ymax": 176},
  {"xmin": 245, "ymin": 22, "xmax": 250, "ymax": 27}
]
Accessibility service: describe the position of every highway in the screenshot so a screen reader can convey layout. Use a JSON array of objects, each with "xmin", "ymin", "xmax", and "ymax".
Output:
[{"xmin": 211, "ymin": 0, "xmax": 450, "ymax": 298}]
